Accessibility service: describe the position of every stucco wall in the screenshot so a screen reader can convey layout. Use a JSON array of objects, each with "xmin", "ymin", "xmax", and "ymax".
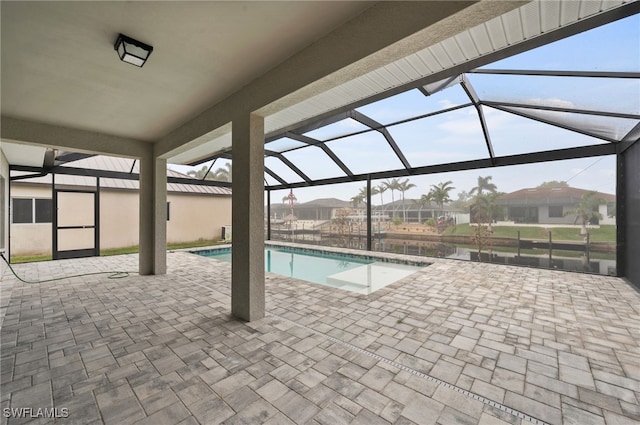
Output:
[
  {"xmin": 166, "ymin": 192, "xmax": 231, "ymax": 244},
  {"xmin": 0, "ymin": 149, "xmax": 9, "ymax": 278},
  {"xmin": 10, "ymin": 185, "xmax": 52, "ymax": 256},
  {"xmin": 9, "ymin": 184, "xmax": 231, "ymax": 256}
]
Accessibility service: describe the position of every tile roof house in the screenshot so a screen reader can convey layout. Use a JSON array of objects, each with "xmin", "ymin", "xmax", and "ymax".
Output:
[{"xmin": 496, "ymin": 186, "xmax": 616, "ymax": 225}]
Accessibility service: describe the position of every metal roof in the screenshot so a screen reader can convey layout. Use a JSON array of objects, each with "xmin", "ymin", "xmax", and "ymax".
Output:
[{"xmin": 12, "ymin": 156, "xmax": 232, "ymax": 196}]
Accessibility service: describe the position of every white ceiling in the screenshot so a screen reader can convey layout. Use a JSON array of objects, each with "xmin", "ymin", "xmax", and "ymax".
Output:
[{"xmin": 0, "ymin": 1, "xmax": 373, "ymax": 142}]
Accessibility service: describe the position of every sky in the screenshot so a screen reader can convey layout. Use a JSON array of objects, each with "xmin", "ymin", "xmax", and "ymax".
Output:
[{"xmin": 169, "ymin": 13, "xmax": 639, "ymax": 205}]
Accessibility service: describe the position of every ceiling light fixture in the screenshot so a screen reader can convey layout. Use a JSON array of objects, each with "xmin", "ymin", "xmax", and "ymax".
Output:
[{"xmin": 114, "ymin": 33, "xmax": 153, "ymax": 67}]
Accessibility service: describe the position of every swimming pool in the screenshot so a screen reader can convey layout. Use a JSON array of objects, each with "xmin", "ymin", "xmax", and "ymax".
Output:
[{"xmin": 193, "ymin": 245, "xmax": 428, "ymax": 294}]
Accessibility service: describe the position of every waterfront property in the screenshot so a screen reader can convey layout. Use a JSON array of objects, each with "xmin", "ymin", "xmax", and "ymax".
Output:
[{"xmin": 1, "ymin": 2, "xmax": 639, "ymax": 425}]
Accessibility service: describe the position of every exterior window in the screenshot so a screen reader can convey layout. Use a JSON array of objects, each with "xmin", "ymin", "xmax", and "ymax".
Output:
[
  {"xmin": 13, "ymin": 199, "xmax": 33, "ymax": 223},
  {"xmin": 35, "ymin": 199, "xmax": 52, "ymax": 223},
  {"xmin": 548, "ymin": 205, "xmax": 563, "ymax": 218},
  {"xmin": 167, "ymin": 202, "xmax": 170, "ymax": 221},
  {"xmin": 12, "ymin": 198, "xmax": 52, "ymax": 224}
]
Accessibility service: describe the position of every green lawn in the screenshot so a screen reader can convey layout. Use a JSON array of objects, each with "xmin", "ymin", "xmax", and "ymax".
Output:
[
  {"xmin": 10, "ymin": 239, "xmax": 225, "ymax": 264},
  {"xmin": 443, "ymin": 224, "xmax": 616, "ymax": 242}
]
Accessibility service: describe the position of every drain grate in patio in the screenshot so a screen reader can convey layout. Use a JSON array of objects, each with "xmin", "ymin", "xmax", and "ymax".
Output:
[{"xmin": 272, "ymin": 314, "xmax": 550, "ymax": 425}]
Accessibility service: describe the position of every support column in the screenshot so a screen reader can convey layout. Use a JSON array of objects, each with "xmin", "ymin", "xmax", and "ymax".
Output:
[
  {"xmin": 139, "ymin": 153, "xmax": 167, "ymax": 275},
  {"xmin": 366, "ymin": 175, "xmax": 372, "ymax": 251},
  {"xmin": 232, "ymin": 113, "xmax": 265, "ymax": 321},
  {"xmin": 266, "ymin": 189, "xmax": 271, "ymax": 241}
]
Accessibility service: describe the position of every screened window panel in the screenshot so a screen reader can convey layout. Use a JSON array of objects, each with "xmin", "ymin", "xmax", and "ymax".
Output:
[
  {"xmin": 264, "ymin": 173, "xmax": 280, "ymax": 186},
  {"xmin": 325, "ymin": 131, "xmax": 404, "ymax": 174},
  {"xmin": 58, "ymin": 228, "xmax": 93, "ymax": 251},
  {"xmin": 498, "ymin": 106, "xmax": 638, "ymax": 142},
  {"xmin": 484, "ymin": 108, "xmax": 610, "ymax": 156},
  {"xmin": 355, "ymin": 85, "xmax": 470, "ymax": 125},
  {"xmin": 264, "ymin": 156, "xmax": 305, "ymax": 184},
  {"xmin": 35, "ymin": 199, "xmax": 52, "ymax": 223},
  {"xmin": 280, "ymin": 146, "xmax": 346, "ymax": 180},
  {"xmin": 387, "ymin": 106, "xmax": 491, "ymax": 167},
  {"xmin": 13, "ymin": 198, "xmax": 32, "ymax": 224},
  {"xmin": 303, "ymin": 118, "xmax": 370, "ymax": 141},
  {"xmin": 209, "ymin": 160, "xmax": 232, "ymax": 182},
  {"xmin": 266, "ymin": 137, "xmax": 308, "ymax": 153},
  {"xmin": 58, "ymin": 192, "xmax": 94, "ymax": 228},
  {"xmin": 468, "ymin": 74, "xmax": 640, "ymax": 116}
]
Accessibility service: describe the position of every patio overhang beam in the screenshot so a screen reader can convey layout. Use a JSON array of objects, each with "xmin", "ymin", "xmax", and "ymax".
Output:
[
  {"xmin": 460, "ymin": 75, "xmax": 495, "ymax": 162},
  {"xmin": 265, "ymin": 143, "xmax": 616, "ymax": 190}
]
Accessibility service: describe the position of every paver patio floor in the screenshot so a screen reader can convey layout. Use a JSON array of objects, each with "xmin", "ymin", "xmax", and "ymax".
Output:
[{"xmin": 1, "ymin": 250, "xmax": 638, "ymax": 425}]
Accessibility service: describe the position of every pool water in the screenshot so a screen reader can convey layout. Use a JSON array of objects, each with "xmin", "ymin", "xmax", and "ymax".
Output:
[{"xmin": 195, "ymin": 246, "xmax": 425, "ymax": 294}]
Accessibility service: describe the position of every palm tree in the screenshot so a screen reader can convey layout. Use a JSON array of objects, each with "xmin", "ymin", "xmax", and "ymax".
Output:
[
  {"xmin": 469, "ymin": 175, "xmax": 497, "ymax": 198},
  {"xmin": 282, "ymin": 190, "xmax": 297, "ymax": 205},
  {"xmin": 212, "ymin": 162, "xmax": 232, "ymax": 182},
  {"xmin": 350, "ymin": 193, "xmax": 365, "ymax": 209},
  {"xmin": 565, "ymin": 191, "xmax": 605, "ymax": 236},
  {"xmin": 474, "ymin": 192, "xmax": 501, "ymax": 230},
  {"xmin": 397, "ymin": 178, "xmax": 416, "ymax": 222},
  {"xmin": 187, "ymin": 165, "xmax": 213, "ymax": 180},
  {"xmin": 351, "ymin": 185, "xmax": 378, "ymax": 209},
  {"xmin": 429, "ymin": 180, "xmax": 455, "ymax": 216},
  {"xmin": 383, "ymin": 179, "xmax": 401, "ymax": 219},
  {"xmin": 376, "ymin": 184, "xmax": 387, "ymax": 206},
  {"xmin": 413, "ymin": 192, "xmax": 433, "ymax": 223}
]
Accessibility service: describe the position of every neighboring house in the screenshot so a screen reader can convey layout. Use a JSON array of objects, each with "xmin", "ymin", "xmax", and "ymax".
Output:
[
  {"xmin": 496, "ymin": 186, "xmax": 615, "ymax": 225},
  {"xmin": 270, "ymin": 198, "xmax": 352, "ymax": 221},
  {"xmin": 10, "ymin": 157, "xmax": 231, "ymax": 256},
  {"xmin": 270, "ymin": 197, "xmax": 465, "ymax": 224},
  {"xmin": 374, "ymin": 199, "xmax": 464, "ymax": 223}
]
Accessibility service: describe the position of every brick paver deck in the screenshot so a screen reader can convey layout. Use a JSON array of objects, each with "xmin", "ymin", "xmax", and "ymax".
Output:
[{"xmin": 1, "ymin": 250, "xmax": 638, "ymax": 425}]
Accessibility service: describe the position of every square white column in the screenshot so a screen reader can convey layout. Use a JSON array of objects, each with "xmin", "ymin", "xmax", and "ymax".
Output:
[{"xmin": 231, "ymin": 113, "xmax": 265, "ymax": 321}]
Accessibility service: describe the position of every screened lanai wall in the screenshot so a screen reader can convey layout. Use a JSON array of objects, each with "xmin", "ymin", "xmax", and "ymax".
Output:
[{"xmin": 175, "ymin": 11, "xmax": 639, "ymax": 283}]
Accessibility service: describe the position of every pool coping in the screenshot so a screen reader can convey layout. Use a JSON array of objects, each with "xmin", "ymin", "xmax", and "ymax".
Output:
[{"xmin": 184, "ymin": 240, "xmax": 432, "ymax": 268}]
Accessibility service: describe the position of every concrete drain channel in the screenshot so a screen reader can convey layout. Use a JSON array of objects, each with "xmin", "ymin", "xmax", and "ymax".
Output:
[{"xmin": 272, "ymin": 314, "xmax": 549, "ymax": 425}]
